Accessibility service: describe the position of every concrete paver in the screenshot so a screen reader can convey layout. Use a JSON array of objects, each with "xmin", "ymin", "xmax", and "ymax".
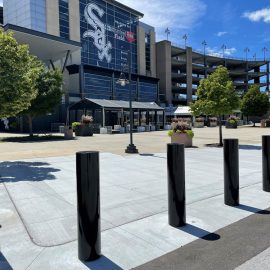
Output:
[{"xmin": 1, "ymin": 145, "xmax": 270, "ymax": 269}]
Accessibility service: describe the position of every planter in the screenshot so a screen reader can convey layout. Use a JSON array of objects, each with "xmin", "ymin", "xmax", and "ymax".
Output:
[
  {"xmin": 75, "ymin": 125, "xmax": 93, "ymax": 136},
  {"xmin": 207, "ymin": 121, "xmax": 217, "ymax": 127},
  {"xmin": 226, "ymin": 122, "xmax": 237, "ymax": 129},
  {"xmin": 194, "ymin": 122, "xmax": 204, "ymax": 128},
  {"xmin": 171, "ymin": 133, "xmax": 192, "ymax": 147},
  {"xmin": 64, "ymin": 126, "xmax": 73, "ymax": 140}
]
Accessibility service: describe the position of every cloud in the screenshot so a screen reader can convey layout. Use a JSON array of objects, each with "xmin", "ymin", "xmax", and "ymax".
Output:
[
  {"xmin": 0, "ymin": 0, "xmax": 2, "ymax": 6},
  {"xmin": 216, "ymin": 31, "xmax": 228, "ymax": 37},
  {"xmin": 243, "ymin": 7, "xmax": 270, "ymax": 23},
  {"xmin": 206, "ymin": 47, "xmax": 236, "ymax": 57},
  {"xmin": 118, "ymin": 0, "xmax": 207, "ymax": 40}
]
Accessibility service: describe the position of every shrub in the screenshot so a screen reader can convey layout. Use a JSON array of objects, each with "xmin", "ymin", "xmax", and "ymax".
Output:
[{"xmin": 72, "ymin": 122, "xmax": 80, "ymax": 130}]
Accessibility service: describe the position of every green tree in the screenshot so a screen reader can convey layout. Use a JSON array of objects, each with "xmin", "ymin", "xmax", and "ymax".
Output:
[
  {"xmin": 241, "ymin": 85, "xmax": 269, "ymax": 126},
  {"xmin": 0, "ymin": 30, "xmax": 41, "ymax": 118},
  {"xmin": 23, "ymin": 68, "xmax": 63, "ymax": 136},
  {"xmin": 190, "ymin": 66, "xmax": 239, "ymax": 146}
]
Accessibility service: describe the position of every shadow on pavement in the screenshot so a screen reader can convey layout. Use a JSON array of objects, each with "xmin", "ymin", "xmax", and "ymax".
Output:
[
  {"xmin": 239, "ymin": 145, "xmax": 261, "ymax": 150},
  {"xmin": 236, "ymin": 204, "xmax": 270, "ymax": 215},
  {"xmin": 84, "ymin": 256, "xmax": 123, "ymax": 270},
  {"xmin": 0, "ymin": 161, "xmax": 60, "ymax": 183},
  {"xmin": 179, "ymin": 224, "xmax": 220, "ymax": 241},
  {"xmin": 0, "ymin": 252, "xmax": 13, "ymax": 270}
]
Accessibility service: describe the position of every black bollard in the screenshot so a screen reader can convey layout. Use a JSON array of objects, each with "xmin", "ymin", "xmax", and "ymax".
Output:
[
  {"xmin": 167, "ymin": 143, "xmax": 186, "ymax": 227},
  {"xmin": 76, "ymin": 151, "xmax": 101, "ymax": 261},
  {"xmin": 262, "ymin": 136, "xmax": 270, "ymax": 192},
  {"xmin": 224, "ymin": 139, "xmax": 239, "ymax": 206}
]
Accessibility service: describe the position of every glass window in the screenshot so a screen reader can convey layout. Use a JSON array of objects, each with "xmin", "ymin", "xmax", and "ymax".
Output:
[{"xmin": 59, "ymin": 0, "xmax": 70, "ymax": 39}]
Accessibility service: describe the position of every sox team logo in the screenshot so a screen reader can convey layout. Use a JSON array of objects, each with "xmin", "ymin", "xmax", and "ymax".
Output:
[{"xmin": 83, "ymin": 3, "xmax": 112, "ymax": 63}]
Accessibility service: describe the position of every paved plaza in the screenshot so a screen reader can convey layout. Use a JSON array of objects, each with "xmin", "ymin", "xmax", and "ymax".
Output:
[{"xmin": 1, "ymin": 128, "xmax": 270, "ymax": 269}]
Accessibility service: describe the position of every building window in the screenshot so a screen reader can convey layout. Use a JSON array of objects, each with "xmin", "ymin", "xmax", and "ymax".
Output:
[
  {"xmin": 145, "ymin": 33, "xmax": 151, "ymax": 72},
  {"xmin": 59, "ymin": 0, "xmax": 70, "ymax": 39}
]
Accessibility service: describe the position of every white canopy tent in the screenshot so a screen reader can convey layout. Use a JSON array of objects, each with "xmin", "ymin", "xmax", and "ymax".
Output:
[{"xmin": 174, "ymin": 106, "xmax": 192, "ymax": 116}]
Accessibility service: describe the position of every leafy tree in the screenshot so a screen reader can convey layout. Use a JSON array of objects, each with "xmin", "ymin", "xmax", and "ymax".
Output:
[
  {"xmin": 241, "ymin": 85, "xmax": 269, "ymax": 126},
  {"xmin": 0, "ymin": 30, "xmax": 42, "ymax": 118},
  {"xmin": 22, "ymin": 68, "xmax": 63, "ymax": 136},
  {"xmin": 190, "ymin": 66, "xmax": 239, "ymax": 146}
]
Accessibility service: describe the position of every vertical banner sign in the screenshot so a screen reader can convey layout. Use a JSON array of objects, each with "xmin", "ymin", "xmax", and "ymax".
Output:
[{"xmin": 81, "ymin": 0, "xmax": 138, "ymax": 71}]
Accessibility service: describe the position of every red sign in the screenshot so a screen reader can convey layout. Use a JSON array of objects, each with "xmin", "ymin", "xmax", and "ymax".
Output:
[{"xmin": 126, "ymin": 32, "xmax": 136, "ymax": 43}]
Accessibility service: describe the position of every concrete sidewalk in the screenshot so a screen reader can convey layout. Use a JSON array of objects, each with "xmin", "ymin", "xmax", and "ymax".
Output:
[{"xmin": 1, "ymin": 146, "xmax": 270, "ymax": 269}]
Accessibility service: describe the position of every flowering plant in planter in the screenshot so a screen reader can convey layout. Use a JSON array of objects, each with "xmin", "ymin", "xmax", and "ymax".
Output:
[
  {"xmin": 74, "ymin": 115, "xmax": 94, "ymax": 136},
  {"xmin": 81, "ymin": 115, "xmax": 93, "ymax": 124},
  {"xmin": 209, "ymin": 117, "xmax": 217, "ymax": 122},
  {"xmin": 168, "ymin": 119, "xmax": 194, "ymax": 139},
  {"xmin": 226, "ymin": 115, "xmax": 239, "ymax": 129}
]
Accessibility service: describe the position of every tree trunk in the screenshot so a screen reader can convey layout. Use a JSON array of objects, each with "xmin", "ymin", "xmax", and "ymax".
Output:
[
  {"xmin": 253, "ymin": 122, "xmax": 256, "ymax": 127},
  {"xmin": 28, "ymin": 114, "xmax": 33, "ymax": 137},
  {"xmin": 218, "ymin": 115, "xmax": 223, "ymax": 146}
]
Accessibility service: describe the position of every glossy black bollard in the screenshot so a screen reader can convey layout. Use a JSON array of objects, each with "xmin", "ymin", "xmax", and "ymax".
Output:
[
  {"xmin": 262, "ymin": 136, "xmax": 270, "ymax": 192},
  {"xmin": 224, "ymin": 139, "xmax": 239, "ymax": 206},
  {"xmin": 76, "ymin": 151, "xmax": 101, "ymax": 261},
  {"xmin": 167, "ymin": 143, "xmax": 186, "ymax": 227}
]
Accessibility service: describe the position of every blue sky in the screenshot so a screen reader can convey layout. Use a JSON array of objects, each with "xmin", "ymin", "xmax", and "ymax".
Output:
[
  {"xmin": 1, "ymin": 0, "xmax": 270, "ymax": 60},
  {"xmin": 119, "ymin": 0, "xmax": 270, "ymax": 60}
]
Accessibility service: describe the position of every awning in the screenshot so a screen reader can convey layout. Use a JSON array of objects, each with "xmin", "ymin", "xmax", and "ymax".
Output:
[
  {"xmin": 69, "ymin": 98, "xmax": 164, "ymax": 111},
  {"xmin": 174, "ymin": 106, "xmax": 192, "ymax": 116},
  {"xmin": 4, "ymin": 24, "xmax": 81, "ymax": 62}
]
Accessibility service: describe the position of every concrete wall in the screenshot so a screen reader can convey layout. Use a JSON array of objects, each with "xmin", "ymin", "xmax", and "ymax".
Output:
[
  {"xmin": 137, "ymin": 25, "xmax": 146, "ymax": 76},
  {"xmin": 156, "ymin": 41, "xmax": 172, "ymax": 104},
  {"xmin": 46, "ymin": 0, "xmax": 59, "ymax": 36},
  {"xmin": 69, "ymin": 0, "xmax": 80, "ymax": 42},
  {"xmin": 186, "ymin": 47, "xmax": 193, "ymax": 104}
]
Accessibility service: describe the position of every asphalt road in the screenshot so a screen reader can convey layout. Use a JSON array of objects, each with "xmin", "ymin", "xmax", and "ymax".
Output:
[{"xmin": 132, "ymin": 207, "xmax": 270, "ymax": 270}]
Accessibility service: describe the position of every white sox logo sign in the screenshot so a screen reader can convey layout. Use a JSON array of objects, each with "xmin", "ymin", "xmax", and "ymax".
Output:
[{"xmin": 83, "ymin": 3, "xmax": 112, "ymax": 63}]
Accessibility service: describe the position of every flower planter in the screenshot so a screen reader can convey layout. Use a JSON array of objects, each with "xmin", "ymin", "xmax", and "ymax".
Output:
[
  {"xmin": 75, "ymin": 125, "xmax": 93, "ymax": 136},
  {"xmin": 207, "ymin": 121, "xmax": 217, "ymax": 127},
  {"xmin": 64, "ymin": 126, "xmax": 73, "ymax": 140},
  {"xmin": 226, "ymin": 122, "xmax": 237, "ymax": 129},
  {"xmin": 171, "ymin": 133, "xmax": 192, "ymax": 147},
  {"xmin": 194, "ymin": 122, "xmax": 204, "ymax": 128}
]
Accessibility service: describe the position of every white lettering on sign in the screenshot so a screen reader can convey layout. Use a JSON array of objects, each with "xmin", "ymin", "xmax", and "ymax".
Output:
[{"xmin": 83, "ymin": 3, "xmax": 112, "ymax": 63}]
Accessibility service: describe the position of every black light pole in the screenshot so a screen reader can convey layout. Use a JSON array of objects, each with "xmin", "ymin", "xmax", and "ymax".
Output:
[{"xmin": 117, "ymin": 50, "xmax": 138, "ymax": 154}]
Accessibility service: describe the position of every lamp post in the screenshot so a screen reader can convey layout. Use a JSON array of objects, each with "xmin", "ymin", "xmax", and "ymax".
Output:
[
  {"xmin": 244, "ymin": 47, "xmax": 250, "ymax": 61},
  {"xmin": 183, "ymin": 34, "xmax": 188, "ymax": 47},
  {"xmin": 221, "ymin": 44, "xmax": 226, "ymax": 58},
  {"xmin": 165, "ymin": 27, "xmax": 170, "ymax": 41},
  {"xmin": 117, "ymin": 50, "xmax": 138, "ymax": 154},
  {"xmin": 202, "ymin": 40, "xmax": 207, "ymax": 78},
  {"xmin": 262, "ymin": 47, "xmax": 268, "ymax": 61}
]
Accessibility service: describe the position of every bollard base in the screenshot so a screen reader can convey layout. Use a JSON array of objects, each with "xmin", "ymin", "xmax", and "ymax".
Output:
[
  {"xmin": 169, "ymin": 219, "xmax": 186, "ymax": 228},
  {"xmin": 125, "ymin": 144, "xmax": 139, "ymax": 154},
  {"xmin": 79, "ymin": 252, "xmax": 101, "ymax": 262}
]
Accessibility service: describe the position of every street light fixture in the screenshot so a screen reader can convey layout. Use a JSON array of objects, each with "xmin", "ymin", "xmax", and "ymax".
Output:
[
  {"xmin": 221, "ymin": 44, "xmax": 226, "ymax": 58},
  {"xmin": 183, "ymin": 34, "xmax": 188, "ymax": 47},
  {"xmin": 244, "ymin": 47, "xmax": 250, "ymax": 61},
  {"xmin": 116, "ymin": 50, "xmax": 138, "ymax": 154},
  {"xmin": 202, "ymin": 40, "xmax": 207, "ymax": 78},
  {"xmin": 202, "ymin": 40, "xmax": 207, "ymax": 55},
  {"xmin": 165, "ymin": 27, "xmax": 170, "ymax": 41},
  {"xmin": 262, "ymin": 47, "xmax": 268, "ymax": 61}
]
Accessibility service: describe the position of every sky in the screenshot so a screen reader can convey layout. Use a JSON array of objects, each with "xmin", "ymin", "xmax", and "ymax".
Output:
[
  {"xmin": 119, "ymin": 0, "xmax": 270, "ymax": 60},
  {"xmin": 1, "ymin": 0, "xmax": 270, "ymax": 60}
]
